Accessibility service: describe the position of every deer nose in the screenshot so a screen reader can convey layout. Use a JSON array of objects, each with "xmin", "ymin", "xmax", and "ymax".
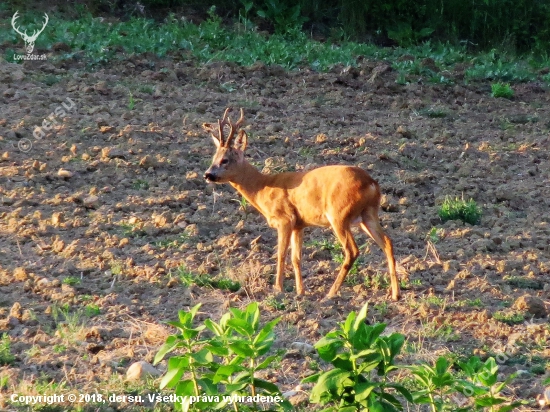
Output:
[{"xmin": 204, "ymin": 172, "xmax": 216, "ymax": 182}]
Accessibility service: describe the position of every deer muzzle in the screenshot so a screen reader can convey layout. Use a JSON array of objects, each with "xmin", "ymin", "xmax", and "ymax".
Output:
[{"xmin": 204, "ymin": 170, "xmax": 218, "ymax": 182}]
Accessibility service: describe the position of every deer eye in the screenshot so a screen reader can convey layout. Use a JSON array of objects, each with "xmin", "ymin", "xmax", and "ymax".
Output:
[{"xmin": 220, "ymin": 158, "xmax": 229, "ymax": 165}]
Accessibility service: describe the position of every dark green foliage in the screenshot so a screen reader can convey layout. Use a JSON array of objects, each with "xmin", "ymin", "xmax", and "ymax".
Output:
[{"xmin": 2, "ymin": 0, "xmax": 548, "ymax": 52}]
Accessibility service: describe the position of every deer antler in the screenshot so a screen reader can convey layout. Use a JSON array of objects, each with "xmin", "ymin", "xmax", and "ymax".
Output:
[
  {"xmin": 215, "ymin": 108, "xmax": 245, "ymax": 148},
  {"xmin": 28, "ymin": 13, "xmax": 49, "ymax": 41},
  {"xmin": 11, "ymin": 11, "xmax": 27, "ymax": 38},
  {"xmin": 218, "ymin": 107, "xmax": 232, "ymax": 146}
]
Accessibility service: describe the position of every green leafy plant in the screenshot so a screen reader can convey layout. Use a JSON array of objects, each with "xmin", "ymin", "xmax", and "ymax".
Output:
[
  {"xmin": 303, "ymin": 303, "xmax": 412, "ymax": 411},
  {"xmin": 491, "ymin": 82, "xmax": 514, "ymax": 99},
  {"xmin": 0, "ymin": 334, "xmax": 15, "ymax": 365},
  {"xmin": 176, "ymin": 265, "xmax": 241, "ymax": 292},
  {"xmin": 62, "ymin": 276, "xmax": 81, "ymax": 286},
  {"xmin": 492, "ymin": 310, "xmax": 525, "ymax": 325},
  {"xmin": 409, "ymin": 356, "xmax": 523, "ymax": 412},
  {"xmin": 408, "ymin": 356, "xmax": 457, "ymax": 411},
  {"xmin": 455, "ymin": 356, "xmax": 524, "ymax": 411},
  {"xmin": 154, "ymin": 302, "xmax": 291, "ymax": 411},
  {"xmin": 128, "ymin": 92, "xmax": 135, "ymax": 110},
  {"xmin": 438, "ymin": 197, "xmax": 482, "ymax": 225},
  {"xmin": 257, "ymin": 0, "xmax": 307, "ymax": 34}
]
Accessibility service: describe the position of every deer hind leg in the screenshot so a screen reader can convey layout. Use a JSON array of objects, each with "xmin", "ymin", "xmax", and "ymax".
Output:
[
  {"xmin": 290, "ymin": 229, "xmax": 305, "ymax": 295},
  {"xmin": 326, "ymin": 217, "xmax": 359, "ymax": 298},
  {"xmin": 360, "ymin": 210, "xmax": 400, "ymax": 301},
  {"xmin": 275, "ymin": 223, "xmax": 292, "ymax": 293}
]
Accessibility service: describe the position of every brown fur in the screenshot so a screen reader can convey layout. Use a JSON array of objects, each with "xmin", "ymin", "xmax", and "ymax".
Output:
[{"xmin": 203, "ymin": 109, "xmax": 400, "ymax": 300}]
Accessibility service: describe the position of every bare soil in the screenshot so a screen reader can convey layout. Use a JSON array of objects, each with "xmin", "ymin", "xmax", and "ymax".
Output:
[{"xmin": 0, "ymin": 53, "xmax": 549, "ymax": 410}]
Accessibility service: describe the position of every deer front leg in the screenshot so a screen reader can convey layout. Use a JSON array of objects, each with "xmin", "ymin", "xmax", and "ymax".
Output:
[
  {"xmin": 274, "ymin": 223, "xmax": 292, "ymax": 293},
  {"xmin": 290, "ymin": 229, "xmax": 305, "ymax": 295}
]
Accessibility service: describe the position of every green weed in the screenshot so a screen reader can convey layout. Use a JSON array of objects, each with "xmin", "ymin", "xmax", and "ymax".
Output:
[
  {"xmin": 439, "ymin": 196, "xmax": 482, "ymax": 225},
  {"xmin": 62, "ymin": 276, "xmax": 81, "ymax": 286},
  {"xmin": 132, "ymin": 179, "xmax": 150, "ymax": 190},
  {"xmin": 492, "ymin": 310, "xmax": 525, "ymax": 325},
  {"xmin": 504, "ymin": 275, "xmax": 543, "ymax": 290},
  {"xmin": 175, "ymin": 265, "xmax": 241, "ymax": 292},
  {"xmin": 491, "ymin": 82, "xmax": 514, "ymax": 98},
  {"xmin": 0, "ymin": 334, "xmax": 15, "ymax": 365}
]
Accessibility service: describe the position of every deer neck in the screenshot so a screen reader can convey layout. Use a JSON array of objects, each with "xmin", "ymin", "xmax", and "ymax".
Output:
[{"xmin": 228, "ymin": 161, "xmax": 269, "ymax": 209}]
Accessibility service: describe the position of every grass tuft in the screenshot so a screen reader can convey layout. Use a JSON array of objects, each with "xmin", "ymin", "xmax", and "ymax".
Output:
[
  {"xmin": 491, "ymin": 82, "xmax": 514, "ymax": 98},
  {"xmin": 438, "ymin": 196, "xmax": 482, "ymax": 225}
]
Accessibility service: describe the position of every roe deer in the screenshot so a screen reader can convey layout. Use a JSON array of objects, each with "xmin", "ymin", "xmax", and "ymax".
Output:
[{"xmin": 203, "ymin": 108, "xmax": 400, "ymax": 301}]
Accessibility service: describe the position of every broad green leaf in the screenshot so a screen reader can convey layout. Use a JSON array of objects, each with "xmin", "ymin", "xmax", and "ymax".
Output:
[
  {"xmin": 332, "ymin": 353, "xmax": 354, "ymax": 371},
  {"xmin": 225, "ymin": 382, "xmax": 248, "ymax": 392},
  {"xmin": 357, "ymin": 353, "xmax": 383, "ymax": 374},
  {"xmin": 342, "ymin": 310, "xmax": 356, "ymax": 336},
  {"xmin": 175, "ymin": 379, "xmax": 196, "ymax": 397},
  {"xmin": 204, "ymin": 318, "xmax": 224, "ymax": 336},
  {"xmin": 229, "ymin": 340, "xmax": 255, "ymax": 357},
  {"xmin": 253, "ymin": 378, "xmax": 280, "ymax": 393},
  {"xmin": 432, "ymin": 373, "xmax": 454, "ymax": 388},
  {"xmin": 197, "ymin": 377, "xmax": 217, "ymax": 395},
  {"xmin": 205, "ymin": 343, "xmax": 229, "ymax": 357},
  {"xmin": 388, "ymin": 383, "xmax": 414, "ymax": 403},
  {"xmin": 350, "ymin": 348, "xmax": 379, "ymax": 361},
  {"xmin": 483, "ymin": 357, "xmax": 499, "ymax": 374},
  {"xmin": 245, "ymin": 301, "xmax": 260, "ymax": 331},
  {"xmin": 179, "ymin": 303, "xmax": 201, "ymax": 326},
  {"xmin": 435, "ymin": 357, "xmax": 449, "ymax": 375},
  {"xmin": 475, "ymin": 396, "xmax": 507, "ymax": 407},
  {"xmin": 213, "ymin": 364, "xmax": 245, "ymax": 383},
  {"xmin": 154, "ymin": 335, "xmax": 179, "ymax": 364},
  {"xmin": 166, "ymin": 320, "xmax": 186, "ymax": 331},
  {"xmin": 256, "ymin": 354, "xmax": 278, "ymax": 370},
  {"xmin": 315, "ymin": 337, "xmax": 343, "ymax": 362},
  {"xmin": 456, "ymin": 380, "xmax": 488, "ymax": 396},
  {"xmin": 476, "ymin": 369, "xmax": 497, "ymax": 387},
  {"xmin": 353, "ymin": 302, "xmax": 369, "ymax": 331},
  {"xmin": 253, "ymin": 317, "xmax": 280, "ymax": 346},
  {"xmin": 379, "ymin": 392, "xmax": 403, "ymax": 410},
  {"xmin": 191, "ymin": 347, "xmax": 213, "ymax": 364},
  {"xmin": 160, "ymin": 364, "xmax": 185, "ymax": 389},
  {"xmin": 232, "ymin": 370, "xmax": 251, "ymax": 383},
  {"xmin": 182, "ymin": 325, "xmax": 206, "ymax": 340},
  {"xmin": 301, "ymin": 372, "xmax": 321, "ymax": 384},
  {"xmin": 219, "ymin": 312, "xmax": 231, "ymax": 330},
  {"xmin": 386, "ymin": 333, "xmax": 405, "ymax": 358},
  {"xmin": 227, "ymin": 318, "xmax": 254, "ymax": 336},
  {"xmin": 310, "ymin": 369, "xmax": 352, "ymax": 403},
  {"xmin": 354, "ymin": 381, "xmax": 377, "ymax": 402}
]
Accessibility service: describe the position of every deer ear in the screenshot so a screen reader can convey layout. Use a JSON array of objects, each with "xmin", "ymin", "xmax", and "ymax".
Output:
[
  {"xmin": 234, "ymin": 130, "xmax": 248, "ymax": 152},
  {"xmin": 202, "ymin": 123, "xmax": 221, "ymax": 148}
]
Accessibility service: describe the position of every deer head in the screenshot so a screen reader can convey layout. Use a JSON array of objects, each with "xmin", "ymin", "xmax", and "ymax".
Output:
[
  {"xmin": 12, "ymin": 11, "xmax": 49, "ymax": 54},
  {"xmin": 203, "ymin": 108, "xmax": 247, "ymax": 183}
]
